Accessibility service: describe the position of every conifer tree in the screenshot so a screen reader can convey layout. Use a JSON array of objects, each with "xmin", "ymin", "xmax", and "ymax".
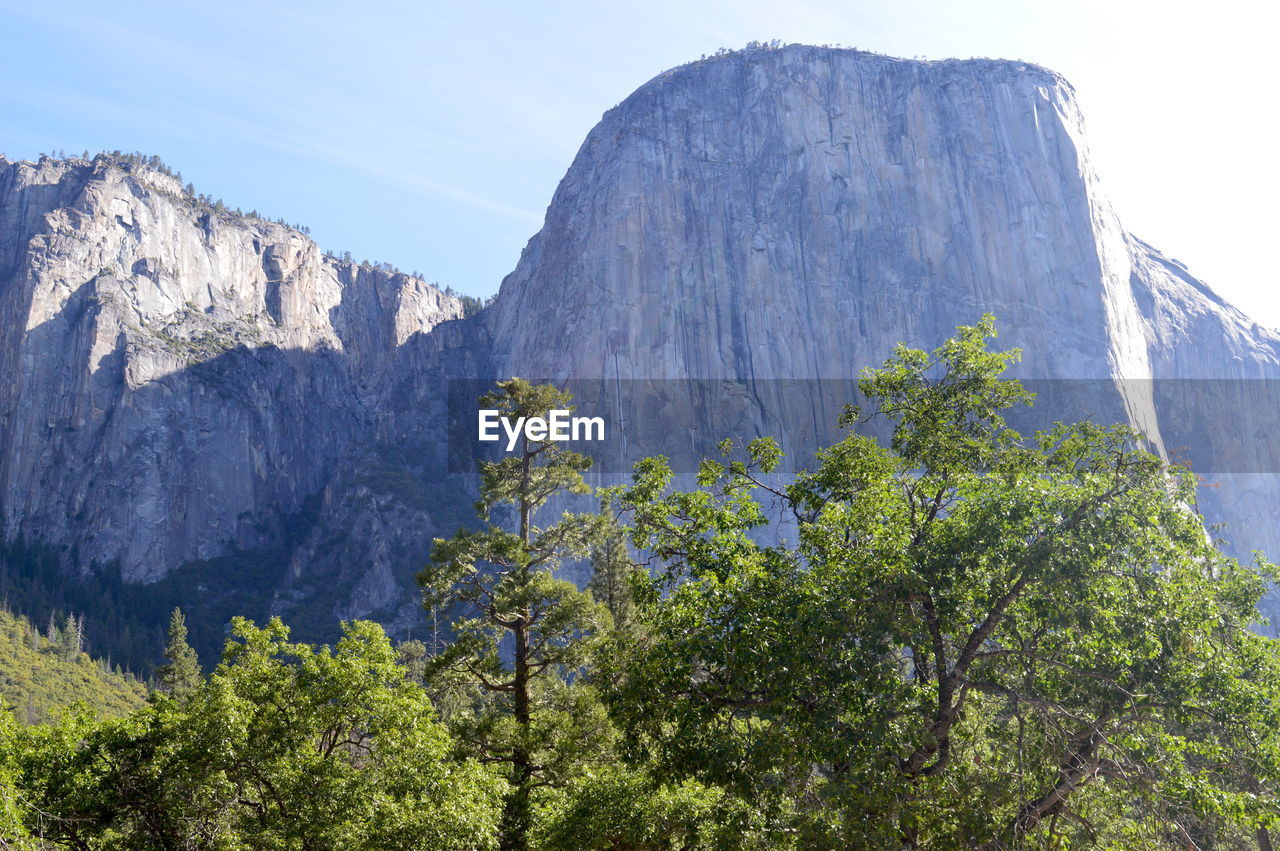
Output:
[
  {"xmin": 587, "ymin": 521, "xmax": 636, "ymax": 629},
  {"xmin": 156, "ymin": 608, "xmax": 201, "ymax": 698},
  {"xmin": 420, "ymin": 378, "xmax": 611, "ymax": 851},
  {"xmin": 58, "ymin": 613, "xmax": 81, "ymax": 661}
]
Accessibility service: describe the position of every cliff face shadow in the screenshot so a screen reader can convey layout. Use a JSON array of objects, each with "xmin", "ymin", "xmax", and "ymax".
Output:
[{"xmin": 0, "ymin": 284, "xmax": 490, "ymax": 668}]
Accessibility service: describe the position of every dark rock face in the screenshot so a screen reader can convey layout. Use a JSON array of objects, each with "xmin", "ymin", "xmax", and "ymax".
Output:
[{"xmin": 2, "ymin": 45, "xmax": 1278, "ymax": 641}]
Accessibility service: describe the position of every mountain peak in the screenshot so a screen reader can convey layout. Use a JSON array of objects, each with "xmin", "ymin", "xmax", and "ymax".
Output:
[{"xmin": 3, "ymin": 45, "xmax": 1280, "ymax": 661}]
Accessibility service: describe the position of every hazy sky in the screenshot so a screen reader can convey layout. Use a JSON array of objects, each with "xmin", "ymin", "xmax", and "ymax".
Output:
[{"xmin": 1, "ymin": 1, "xmax": 1276, "ymax": 325}]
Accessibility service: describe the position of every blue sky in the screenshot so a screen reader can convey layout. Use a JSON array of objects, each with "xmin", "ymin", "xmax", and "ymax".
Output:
[{"xmin": 1, "ymin": 1, "xmax": 1276, "ymax": 324}]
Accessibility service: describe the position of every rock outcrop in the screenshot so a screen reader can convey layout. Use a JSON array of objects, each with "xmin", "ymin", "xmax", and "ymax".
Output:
[
  {"xmin": 486, "ymin": 45, "xmax": 1280, "ymax": 572},
  {"xmin": 0, "ymin": 154, "xmax": 470, "ymax": 636},
  {"xmin": 3, "ymin": 44, "xmax": 1279, "ymax": 650}
]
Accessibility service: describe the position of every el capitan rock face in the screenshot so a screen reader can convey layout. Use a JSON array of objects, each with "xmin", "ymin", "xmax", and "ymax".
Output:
[
  {"xmin": 486, "ymin": 44, "xmax": 1280, "ymax": 575},
  {"xmin": 490, "ymin": 48, "xmax": 1141, "ymax": 383},
  {"xmin": 2, "ymin": 44, "xmax": 1279, "ymax": 646}
]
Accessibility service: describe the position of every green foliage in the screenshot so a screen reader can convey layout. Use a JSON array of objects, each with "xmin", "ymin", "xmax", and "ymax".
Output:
[
  {"xmin": 4, "ymin": 618, "xmax": 506, "ymax": 849},
  {"xmin": 533, "ymin": 765, "xmax": 770, "ymax": 850},
  {"xmin": 0, "ymin": 606, "xmax": 146, "ymax": 724},
  {"xmin": 0, "ymin": 711, "xmax": 33, "ymax": 846},
  {"xmin": 460, "ymin": 294, "xmax": 489, "ymax": 318},
  {"xmin": 587, "ymin": 521, "xmax": 638, "ymax": 630},
  {"xmin": 6, "ymin": 321, "xmax": 1280, "ymax": 848},
  {"xmin": 420, "ymin": 378, "xmax": 613, "ymax": 850},
  {"xmin": 155, "ymin": 608, "xmax": 201, "ymax": 699},
  {"xmin": 607, "ymin": 316, "xmax": 1280, "ymax": 846}
]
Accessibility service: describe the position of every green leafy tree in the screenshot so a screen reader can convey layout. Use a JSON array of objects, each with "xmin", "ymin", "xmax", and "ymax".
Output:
[
  {"xmin": 0, "ymin": 709, "xmax": 35, "ymax": 848},
  {"xmin": 608, "ymin": 317, "xmax": 1280, "ymax": 847},
  {"xmin": 9, "ymin": 618, "xmax": 506, "ymax": 849},
  {"xmin": 197, "ymin": 617, "xmax": 505, "ymax": 849},
  {"xmin": 154, "ymin": 607, "xmax": 201, "ymax": 699},
  {"xmin": 420, "ymin": 378, "xmax": 613, "ymax": 850},
  {"xmin": 533, "ymin": 765, "xmax": 767, "ymax": 850},
  {"xmin": 7, "ymin": 704, "xmax": 109, "ymax": 848}
]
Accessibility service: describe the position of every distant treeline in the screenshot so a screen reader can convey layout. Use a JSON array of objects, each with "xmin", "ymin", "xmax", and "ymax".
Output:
[{"xmin": 0, "ymin": 605, "xmax": 145, "ymax": 724}]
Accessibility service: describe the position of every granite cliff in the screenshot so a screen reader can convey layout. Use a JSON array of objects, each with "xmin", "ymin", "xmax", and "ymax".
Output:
[
  {"xmin": 2, "ymin": 44, "xmax": 1278, "ymax": 660},
  {"xmin": 485, "ymin": 44, "xmax": 1280, "ymax": 577},
  {"xmin": 0, "ymin": 154, "xmax": 477, "ymax": 648}
]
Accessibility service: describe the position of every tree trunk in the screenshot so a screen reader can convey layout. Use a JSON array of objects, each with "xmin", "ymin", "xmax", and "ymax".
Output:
[
  {"xmin": 1005, "ymin": 727, "xmax": 1105, "ymax": 839},
  {"xmin": 503, "ymin": 618, "xmax": 533, "ymax": 851}
]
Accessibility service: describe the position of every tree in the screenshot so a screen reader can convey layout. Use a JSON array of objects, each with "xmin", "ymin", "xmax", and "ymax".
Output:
[
  {"xmin": 587, "ymin": 519, "xmax": 638, "ymax": 630},
  {"xmin": 397, "ymin": 638, "xmax": 429, "ymax": 684},
  {"xmin": 0, "ymin": 608, "xmax": 144, "ymax": 723},
  {"xmin": 607, "ymin": 317, "xmax": 1280, "ymax": 847},
  {"xmin": 155, "ymin": 607, "xmax": 201, "ymax": 699},
  {"xmin": 0, "ymin": 709, "xmax": 35, "ymax": 847},
  {"xmin": 534, "ymin": 764, "xmax": 765, "ymax": 850},
  {"xmin": 57, "ymin": 613, "xmax": 81, "ymax": 661},
  {"xmin": 10, "ymin": 618, "xmax": 506, "ymax": 849},
  {"xmin": 195, "ymin": 617, "xmax": 505, "ymax": 849},
  {"xmin": 419, "ymin": 378, "xmax": 612, "ymax": 851}
]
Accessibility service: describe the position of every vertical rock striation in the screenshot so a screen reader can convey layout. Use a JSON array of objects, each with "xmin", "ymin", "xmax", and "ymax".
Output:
[
  {"xmin": 486, "ymin": 45, "xmax": 1280, "ymax": 577},
  {"xmin": 0, "ymin": 154, "xmax": 467, "ymax": 634}
]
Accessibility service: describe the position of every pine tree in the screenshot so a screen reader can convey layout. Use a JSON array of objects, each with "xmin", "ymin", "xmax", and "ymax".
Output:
[
  {"xmin": 58, "ymin": 613, "xmax": 81, "ymax": 661},
  {"xmin": 395, "ymin": 639, "xmax": 428, "ymax": 684},
  {"xmin": 420, "ymin": 379, "xmax": 612, "ymax": 851},
  {"xmin": 588, "ymin": 521, "xmax": 636, "ymax": 629},
  {"xmin": 155, "ymin": 608, "xmax": 201, "ymax": 698}
]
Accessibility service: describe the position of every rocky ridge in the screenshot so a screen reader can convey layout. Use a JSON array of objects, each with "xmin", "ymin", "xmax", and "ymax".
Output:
[
  {"xmin": 3, "ymin": 44, "xmax": 1279, "ymax": 652},
  {"xmin": 0, "ymin": 153, "xmax": 472, "ymax": 640}
]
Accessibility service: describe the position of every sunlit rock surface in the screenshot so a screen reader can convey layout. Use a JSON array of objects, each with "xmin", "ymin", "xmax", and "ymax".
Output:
[
  {"xmin": 488, "ymin": 45, "xmax": 1280, "ymax": 593},
  {"xmin": 2, "ymin": 44, "xmax": 1278, "ymax": 635},
  {"xmin": 0, "ymin": 154, "xmax": 465, "ymax": 630}
]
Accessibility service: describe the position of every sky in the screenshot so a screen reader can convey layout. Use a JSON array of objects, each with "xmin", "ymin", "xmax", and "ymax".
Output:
[{"xmin": 1, "ymin": 1, "xmax": 1276, "ymax": 324}]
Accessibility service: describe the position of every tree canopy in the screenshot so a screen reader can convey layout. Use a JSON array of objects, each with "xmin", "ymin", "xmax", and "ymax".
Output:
[
  {"xmin": 2, "ymin": 618, "xmax": 505, "ymax": 849},
  {"xmin": 4, "ymin": 322, "xmax": 1280, "ymax": 848},
  {"xmin": 605, "ymin": 316, "xmax": 1280, "ymax": 847},
  {"xmin": 420, "ymin": 378, "xmax": 614, "ymax": 850}
]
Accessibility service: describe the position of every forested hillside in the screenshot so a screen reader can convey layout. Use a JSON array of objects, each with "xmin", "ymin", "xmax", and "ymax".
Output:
[{"xmin": 0, "ymin": 607, "xmax": 147, "ymax": 723}]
